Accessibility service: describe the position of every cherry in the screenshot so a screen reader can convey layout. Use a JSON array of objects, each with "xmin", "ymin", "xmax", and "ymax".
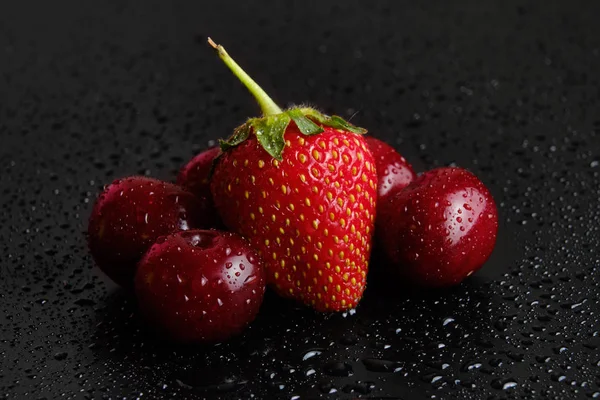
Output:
[
  {"xmin": 88, "ymin": 176, "xmax": 210, "ymax": 287},
  {"xmin": 177, "ymin": 146, "xmax": 220, "ymax": 200},
  {"xmin": 135, "ymin": 230, "xmax": 266, "ymax": 343},
  {"xmin": 365, "ymin": 136, "xmax": 416, "ymax": 203},
  {"xmin": 380, "ymin": 167, "xmax": 498, "ymax": 287},
  {"xmin": 365, "ymin": 136, "xmax": 416, "ymax": 253},
  {"xmin": 178, "ymin": 147, "xmax": 222, "ymax": 228}
]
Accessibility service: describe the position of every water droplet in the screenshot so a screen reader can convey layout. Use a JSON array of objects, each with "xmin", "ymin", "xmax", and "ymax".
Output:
[
  {"xmin": 491, "ymin": 378, "xmax": 518, "ymax": 390},
  {"xmin": 302, "ymin": 349, "xmax": 322, "ymax": 361}
]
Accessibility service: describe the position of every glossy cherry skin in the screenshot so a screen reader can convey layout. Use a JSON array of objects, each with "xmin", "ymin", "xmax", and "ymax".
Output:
[
  {"xmin": 134, "ymin": 230, "xmax": 266, "ymax": 344},
  {"xmin": 380, "ymin": 167, "xmax": 498, "ymax": 287},
  {"xmin": 177, "ymin": 147, "xmax": 221, "ymax": 197},
  {"xmin": 88, "ymin": 176, "xmax": 210, "ymax": 288},
  {"xmin": 365, "ymin": 137, "xmax": 416, "ymax": 203},
  {"xmin": 177, "ymin": 146, "xmax": 221, "ymax": 197},
  {"xmin": 178, "ymin": 147, "xmax": 222, "ymax": 228},
  {"xmin": 365, "ymin": 136, "xmax": 416, "ymax": 252}
]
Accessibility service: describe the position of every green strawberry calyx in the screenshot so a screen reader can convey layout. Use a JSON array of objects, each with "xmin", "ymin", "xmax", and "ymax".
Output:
[{"xmin": 208, "ymin": 38, "xmax": 367, "ymax": 160}]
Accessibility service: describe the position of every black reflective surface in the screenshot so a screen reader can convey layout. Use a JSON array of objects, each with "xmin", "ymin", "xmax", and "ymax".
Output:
[{"xmin": 2, "ymin": 1, "xmax": 600, "ymax": 399}]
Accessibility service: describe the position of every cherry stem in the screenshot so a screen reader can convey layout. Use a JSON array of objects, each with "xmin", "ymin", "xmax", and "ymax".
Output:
[{"xmin": 208, "ymin": 37, "xmax": 283, "ymax": 116}]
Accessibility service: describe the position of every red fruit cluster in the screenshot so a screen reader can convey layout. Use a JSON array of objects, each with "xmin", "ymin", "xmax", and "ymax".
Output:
[
  {"xmin": 88, "ymin": 166, "xmax": 265, "ymax": 344},
  {"xmin": 86, "ymin": 39, "xmax": 498, "ymax": 344},
  {"xmin": 87, "ymin": 176, "xmax": 208, "ymax": 287}
]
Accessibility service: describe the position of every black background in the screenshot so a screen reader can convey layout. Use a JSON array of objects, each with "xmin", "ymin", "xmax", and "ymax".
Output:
[{"xmin": 1, "ymin": 1, "xmax": 600, "ymax": 399}]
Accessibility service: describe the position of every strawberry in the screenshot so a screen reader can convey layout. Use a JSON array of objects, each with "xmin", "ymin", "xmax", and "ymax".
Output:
[{"xmin": 207, "ymin": 39, "xmax": 377, "ymax": 312}]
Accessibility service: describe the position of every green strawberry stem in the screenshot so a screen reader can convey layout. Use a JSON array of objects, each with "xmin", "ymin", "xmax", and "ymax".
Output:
[
  {"xmin": 208, "ymin": 37, "xmax": 282, "ymax": 116},
  {"xmin": 208, "ymin": 37, "xmax": 367, "ymax": 160}
]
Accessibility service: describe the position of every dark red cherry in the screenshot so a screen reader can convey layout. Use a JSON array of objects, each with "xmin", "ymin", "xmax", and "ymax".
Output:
[
  {"xmin": 177, "ymin": 146, "xmax": 220, "ymax": 196},
  {"xmin": 365, "ymin": 136, "xmax": 416, "ymax": 255},
  {"xmin": 380, "ymin": 167, "xmax": 498, "ymax": 287},
  {"xmin": 178, "ymin": 147, "xmax": 222, "ymax": 228},
  {"xmin": 365, "ymin": 137, "xmax": 416, "ymax": 204},
  {"xmin": 87, "ymin": 176, "xmax": 210, "ymax": 287},
  {"xmin": 135, "ymin": 230, "xmax": 266, "ymax": 343}
]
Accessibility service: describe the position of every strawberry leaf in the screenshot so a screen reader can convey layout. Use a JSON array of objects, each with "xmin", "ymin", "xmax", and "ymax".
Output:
[
  {"xmin": 287, "ymin": 108, "xmax": 324, "ymax": 136},
  {"xmin": 300, "ymin": 107, "xmax": 329, "ymax": 124},
  {"xmin": 251, "ymin": 113, "xmax": 291, "ymax": 160},
  {"xmin": 219, "ymin": 107, "xmax": 366, "ymax": 160},
  {"xmin": 328, "ymin": 115, "xmax": 367, "ymax": 134},
  {"xmin": 220, "ymin": 123, "xmax": 251, "ymax": 152},
  {"xmin": 300, "ymin": 107, "xmax": 367, "ymax": 134}
]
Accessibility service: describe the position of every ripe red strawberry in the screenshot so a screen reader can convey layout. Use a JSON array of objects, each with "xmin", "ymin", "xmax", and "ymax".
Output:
[{"xmin": 207, "ymin": 39, "xmax": 377, "ymax": 311}]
